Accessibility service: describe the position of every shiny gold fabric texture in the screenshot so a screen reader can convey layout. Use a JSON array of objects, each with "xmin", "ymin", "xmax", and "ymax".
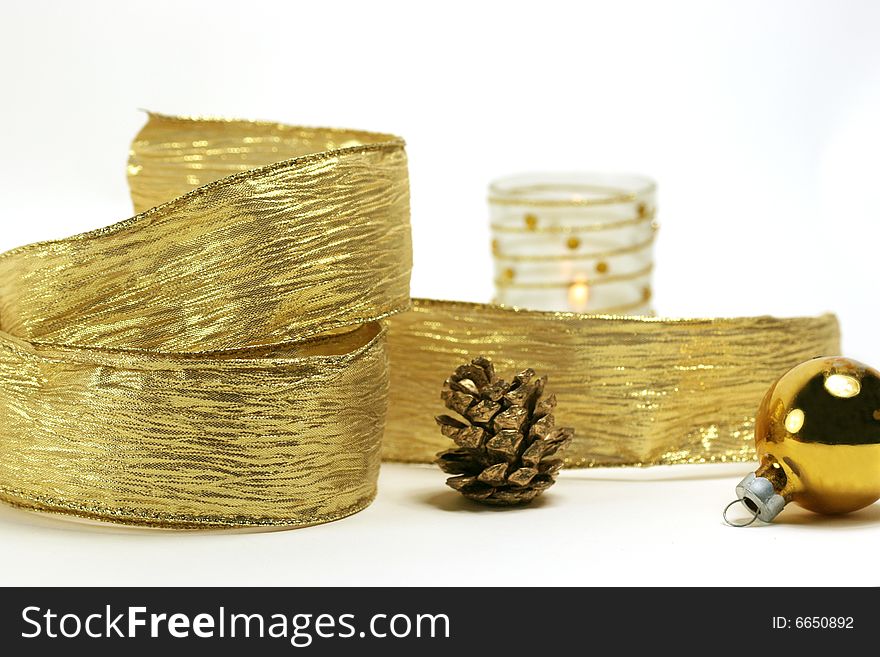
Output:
[
  {"xmin": 0, "ymin": 114, "xmax": 411, "ymax": 527},
  {"xmin": 0, "ymin": 113, "xmax": 841, "ymax": 528},
  {"xmin": 384, "ymin": 300, "xmax": 840, "ymax": 466}
]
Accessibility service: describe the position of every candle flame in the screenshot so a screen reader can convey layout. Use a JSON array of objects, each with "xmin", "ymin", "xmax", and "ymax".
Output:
[{"xmin": 568, "ymin": 280, "xmax": 589, "ymax": 312}]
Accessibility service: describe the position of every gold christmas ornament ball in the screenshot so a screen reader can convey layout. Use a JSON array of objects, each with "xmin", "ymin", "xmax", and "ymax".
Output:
[{"xmin": 754, "ymin": 356, "xmax": 880, "ymax": 515}]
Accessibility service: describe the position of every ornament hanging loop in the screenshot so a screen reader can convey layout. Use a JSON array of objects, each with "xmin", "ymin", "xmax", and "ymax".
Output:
[{"xmin": 722, "ymin": 499, "xmax": 759, "ymax": 527}]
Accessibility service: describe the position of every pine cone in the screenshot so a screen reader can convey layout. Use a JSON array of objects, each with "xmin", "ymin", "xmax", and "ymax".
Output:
[{"xmin": 435, "ymin": 356, "xmax": 574, "ymax": 505}]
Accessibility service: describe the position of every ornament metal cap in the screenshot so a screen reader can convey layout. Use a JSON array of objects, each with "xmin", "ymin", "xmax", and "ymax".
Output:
[{"xmin": 723, "ymin": 472, "xmax": 786, "ymax": 526}]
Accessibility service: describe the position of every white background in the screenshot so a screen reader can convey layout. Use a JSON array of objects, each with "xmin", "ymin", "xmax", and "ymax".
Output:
[{"xmin": 1, "ymin": 0, "xmax": 879, "ymax": 586}]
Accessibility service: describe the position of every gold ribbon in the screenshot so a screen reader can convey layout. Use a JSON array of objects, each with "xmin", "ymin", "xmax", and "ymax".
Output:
[
  {"xmin": 0, "ymin": 114, "xmax": 840, "ymax": 528},
  {"xmin": 0, "ymin": 114, "xmax": 411, "ymax": 527},
  {"xmin": 384, "ymin": 300, "xmax": 839, "ymax": 466}
]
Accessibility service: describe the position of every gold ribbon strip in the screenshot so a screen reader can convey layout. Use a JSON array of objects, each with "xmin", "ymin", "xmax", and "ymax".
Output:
[
  {"xmin": 384, "ymin": 300, "xmax": 839, "ymax": 466},
  {"xmin": 0, "ymin": 114, "xmax": 411, "ymax": 527},
  {"xmin": 0, "ymin": 114, "xmax": 841, "ymax": 528}
]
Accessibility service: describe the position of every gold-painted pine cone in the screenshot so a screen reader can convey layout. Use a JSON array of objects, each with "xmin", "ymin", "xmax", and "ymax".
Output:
[{"xmin": 435, "ymin": 356, "xmax": 573, "ymax": 505}]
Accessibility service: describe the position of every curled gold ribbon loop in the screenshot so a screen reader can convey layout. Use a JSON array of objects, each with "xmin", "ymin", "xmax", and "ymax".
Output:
[
  {"xmin": 0, "ymin": 113, "xmax": 841, "ymax": 529},
  {"xmin": 0, "ymin": 114, "xmax": 411, "ymax": 527}
]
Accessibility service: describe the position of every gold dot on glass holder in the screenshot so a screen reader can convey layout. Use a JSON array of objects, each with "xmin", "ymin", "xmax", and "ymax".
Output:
[
  {"xmin": 642, "ymin": 285, "xmax": 652, "ymax": 302},
  {"xmin": 566, "ymin": 236, "xmax": 581, "ymax": 250},
  {"xmin": 637, "ymin": 203, "xmax": 648, "ymax": 218},
  {"xmin": 595, "ymin": 261, "xmax": 609, "ymax": 274},
  {"xmin": 502, "ymin": 267, "xmax": 516, "ymax": 281},
  {"xmin": 492, "ymin": 239, "xmax": 500, "ymax": 255},
  {"xmin": 524, "ymin": 214, "xmax": 538, "ymax": 230}
]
